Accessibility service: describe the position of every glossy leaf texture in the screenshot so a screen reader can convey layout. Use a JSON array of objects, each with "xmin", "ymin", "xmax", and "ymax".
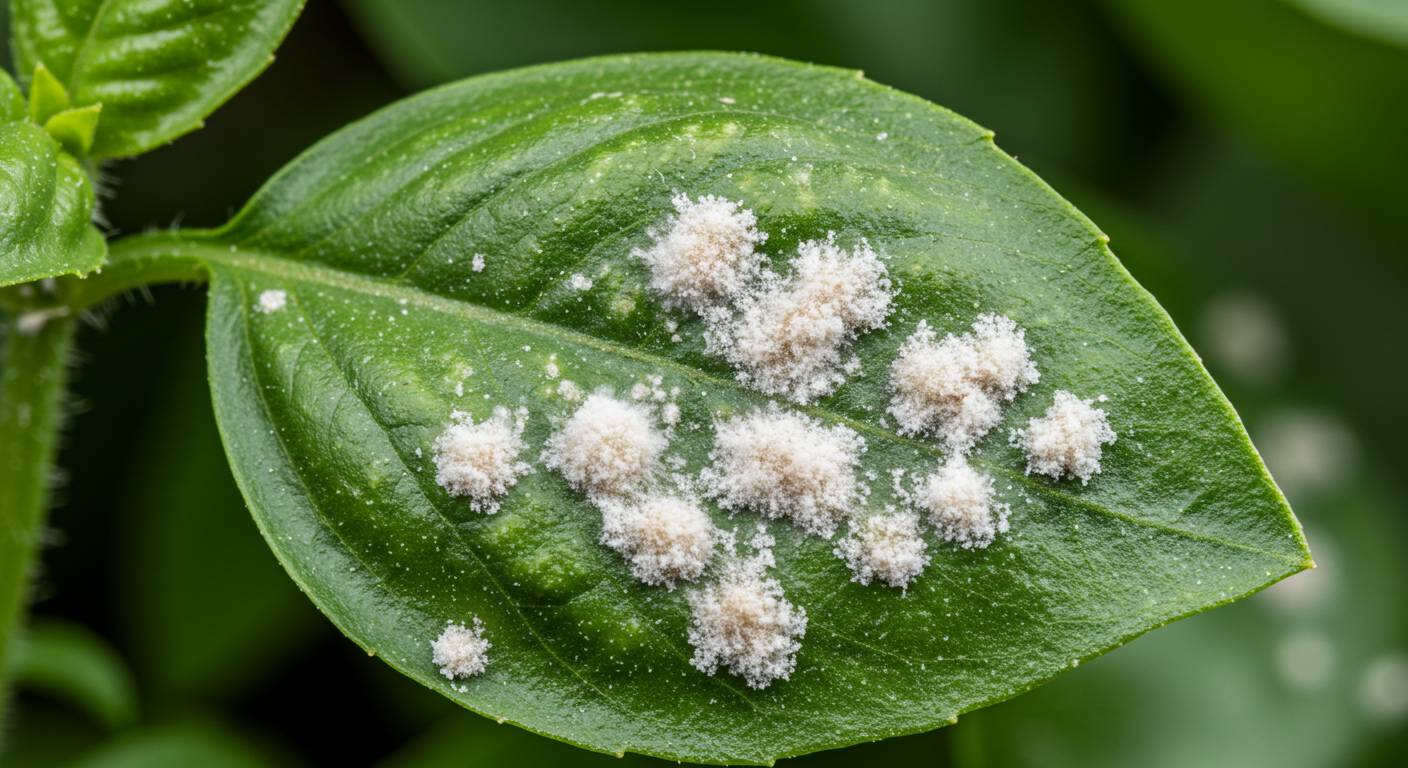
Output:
[
  {"xmin": 114, "ymin": 54, "xmax": 1309, "ymax": 763},
  {"xmin": 0, "ymin": 69, "xmax": 103, "ymax": 286},
  {"xmin": 8, "ymin": 0, "xmax": 305, "ymax": 158}
]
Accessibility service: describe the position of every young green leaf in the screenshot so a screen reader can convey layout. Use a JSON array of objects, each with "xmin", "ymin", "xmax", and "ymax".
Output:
[
  {"xmin": 9, "ymin": 0, "xmax": 305, "ymax": 158},
  {"xmin": 0, "ymin": 70, "xmax": 104, "ymax": 286},
  {"xmin": 108, "ymin": 53, "xmax": 1309, "ymax": 763}
]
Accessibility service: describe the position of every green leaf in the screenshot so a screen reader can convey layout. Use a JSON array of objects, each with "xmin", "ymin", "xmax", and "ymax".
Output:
[
  {"xmin": 0, "ymin": 88, "xmax": 105, "ymax": 286},
  {"xmin": 9, "ymin": 619, "xmax": 139, "ymax": 730},
  {"xmin": 113, "ymin": 53, "xmax": 1308, "ymax": 763},
  {"xmin": 9, "ymin": 0, "xmax": 306, "ymax": 158},
  {"xmin": 0, "ymin": 63, "xmax": 23, "ymax": 120},
  {"xmin": 25, "ymin": 62, "xmax": 68, "ymax": 124},
  {"xmin": 43, "ymin": 102, "xmax": 101, "ymax": 155},
  {"xmin": 1104, "ymin": 0, "xmax": 1408, "ymax": 252}
]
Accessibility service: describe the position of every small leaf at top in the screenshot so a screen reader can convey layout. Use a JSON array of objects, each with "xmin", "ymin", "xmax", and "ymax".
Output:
[
  {"xmin": 44, "ymin": 103, "xmax": 101, "ymax": 156},
  {"xmin": 9, "ymin": 0, "xmax": 305, "ymax": 158},
  {"xmin": 25, "ymin": 63, "xmax": 69, "ymax": 125},
  {"xmin": 1, "ymin": 70, "xmax": 104, "ymax": 287},
  {"xmin": 117, "ymin": 53, "xmax": 1309, "ymax": 763}
]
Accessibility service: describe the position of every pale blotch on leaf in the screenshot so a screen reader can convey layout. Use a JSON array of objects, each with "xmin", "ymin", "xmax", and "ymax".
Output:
[
  {"xmin": 1014, "ymin": 390, "xmax": 1117, "ymax": 484},
  {"xmin": 915, "ymin": 457, "xmax": 1009, "ymax": 550},
  {"xmin": 599, "ymin": 494, "xmax": 718, "ymax": 589},
  {"xmin": 255, "ymin": 288, "xmax": 287, "ymax": 314},
  {"xmin": 834, "ymin": 510, "xmax": 930, "ymax": 589},
  {"xmin": 889, "ymin": 315, "xmax": 1037, "ymax": 453},
  {"xmin": 701, "ymin": 405, "xmax": 864, "ymax": 538},
  {"xmin": 432, "ymin": 619, "xmax": 491, "ymax": 680},
  {"xmin": 688, "ymin": 529, "xmax": 807, "ymax": 689},
  {"xmin": 432, "ymin": 407, "xmax": 531, "ymax": 514},
  {"xmin": 633, "ymin": 193, "xmax": 767, "ymax": 311},
  {"xmin": 544, "ymin": 393, "xmax": 664, "ymax": 497},
  {"xmin": 708, "ymin": 235, "xmax": 893, "ymax": 404}
]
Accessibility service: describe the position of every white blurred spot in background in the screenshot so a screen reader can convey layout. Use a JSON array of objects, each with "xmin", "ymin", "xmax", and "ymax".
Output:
[
  {"xmin": 1200, "ymin": 293, "xmax": 1290, "ymax": 386},
  {"xmin": 1276, "ymin": 630, "xmax": 1336, "ymax": 690},
  {"xmin": 1255, "ymin": 409, "xmax": 1357, "ymax": 503},
  {"xmin": 1360, "ymin": 653, "xmax": 1408, "ymax": 723}
]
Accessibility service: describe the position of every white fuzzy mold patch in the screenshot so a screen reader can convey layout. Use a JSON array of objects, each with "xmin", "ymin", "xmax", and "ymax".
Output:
[
  {"xmin": 255, "ymin": 289, "xmax": 287, "ymax": 314},
  {"xmin": 1014, "ymin": 390, "xmax": 1116, "ymax": 484},
  {"xmin": 633, "ymin": 193, "xmax": 767, "ymax": 311},
  {"xmin": 431, "ymin": 619, "xmax": 491, "ymax": 680},
  {"xmin": 708, "ymin": 235, "xmax": 893, "ymax": 403},
  {"xmin": 544, "ymin": 393, "xmax": 665, "ymax": 497},
  {"xmin": 701, "ymin": 405, "xmax": 865, "ymax": 537},
  {"xmin": 889, "ymin": 314, "xmax": 1037, "ymax": 453},
  {"xmin": 432, "ymin": 407, "xmax": 531, "ymax": 514},
  {"xmin": 835, "ymin": 510, "xmax": 930, "ymax": 589},
  {"xmin": 916, "ymin": 458, "xmax": 1010, "ymax": 549},
  {"xmin": 687, "ymin": 533, "xmax": 807, "ymax": 689},
  {"xmin": 599, "ymin": 494, "xmax": 718, "ymax": 588}
]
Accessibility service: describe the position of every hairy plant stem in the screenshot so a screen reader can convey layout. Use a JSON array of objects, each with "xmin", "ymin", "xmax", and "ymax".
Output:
[{"xmin": 0, "ymin": 313, "xmax": 76, "ymax": 742}]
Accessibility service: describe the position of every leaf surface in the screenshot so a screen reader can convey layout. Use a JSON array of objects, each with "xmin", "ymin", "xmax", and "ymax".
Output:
[
  {"xmin": 9, "ymin": 0, "xmax": 304, "ymax": 157},
  {"xmin": 113, "ymin": 53, "xmax": 1308, "ymax": 763},
  {"xmin": 0, "ymin": 69, "xmax": 103, "ymax": 286}
]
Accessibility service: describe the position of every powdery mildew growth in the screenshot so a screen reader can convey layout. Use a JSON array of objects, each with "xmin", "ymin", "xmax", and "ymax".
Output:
[
  {"xmin": 916, "ymin": 458, "xmax": 1010, "ymax": 549},
  {"xmin": 687, "ymin": 530, "xmax": 808, "ymax": 689},
  {"xmin": 701, "ymin": 405, "xmax": 865, "ymax": 537},
  {"xmin": 633, "ymin": 193, "xmax": 768, "ymax": 311},
  {"xmin": 709, "ymin": 235, "xmax": 893, "ymax": 403},
  {"xmin": 834, "ymin": 511, "xmax": 930, "ymax": 589},
  {"xmin": 544, "ymin": 393, "xmax": 665, "ymax": 497},
  {"xmin": 598, "ymin": 495, "xmax": 719, "ymax": 588},
  {"xmin": 255, "ymin": 288, "xmax": 287, "ymax": 314},
  {"xmin": 1014, "ymin": 390, "xmax": 1117, "ymax": 484},
  {"xmin": 431, "ymin": 407, "xmax": 532, "ymax": 514},
  {"xmin": 431, "ymin": 619, "xmax": 491, "ymax": 680},
  {"xmin": 889, "ymin": 315, "xmax": 1038, "ymax": 452}
]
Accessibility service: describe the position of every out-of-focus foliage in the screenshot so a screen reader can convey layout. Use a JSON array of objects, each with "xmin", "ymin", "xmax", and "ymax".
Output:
[
  {"xmin": 9, "ymin": 620, "xmax": 138, "ymax": 730},
  {"xmin": 3, "ymin": 0, "xmax": 1405, "ymax": 765},
  {"xmin": 343, "ymin": 0, "xmax": 1172, "ymax": 186},
  {"xmin": 1290, "ymin": 0, "xmax": 1408, "ymax": 47},
  {"xmin": 1105, "ymin": 0, "xmax": 1408, "ymax": 253}
]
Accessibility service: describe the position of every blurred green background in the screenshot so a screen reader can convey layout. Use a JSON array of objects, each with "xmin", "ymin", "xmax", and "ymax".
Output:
[{"xmin": 4, "ymin": 0, "xmax": 1406, "ymax": 765}]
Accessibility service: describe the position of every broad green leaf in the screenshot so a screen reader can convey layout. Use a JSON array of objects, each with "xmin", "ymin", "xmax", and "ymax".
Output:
[
  {"xmin": 113, "ymin": 53, "xmax": 1308, "ymax": 763},
  {"xmin": 9, "ymin": 619, "xmax": 139, "ymax": 730},
  {"xmin": 1104, "ymin": 0, "xmax": 1408, "ymax": 252},
  {"xmin": 0, "ymin": 69, "xmax": 104, "ymax": 286},
  {"xmin": 9, "ymin": 0, "xmax": 305, "ymax": 158}
]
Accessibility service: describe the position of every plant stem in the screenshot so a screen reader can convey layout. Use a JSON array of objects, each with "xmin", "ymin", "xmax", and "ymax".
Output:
[{"xmin": 0, "ymin": 312, "xmax": 76, "ymax": 741}]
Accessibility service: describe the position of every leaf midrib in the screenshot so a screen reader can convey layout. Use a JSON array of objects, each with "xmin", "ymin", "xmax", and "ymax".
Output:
[{"xmin": 177, "ymin": 239, "xmax": 1305, "ymax": 567}]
